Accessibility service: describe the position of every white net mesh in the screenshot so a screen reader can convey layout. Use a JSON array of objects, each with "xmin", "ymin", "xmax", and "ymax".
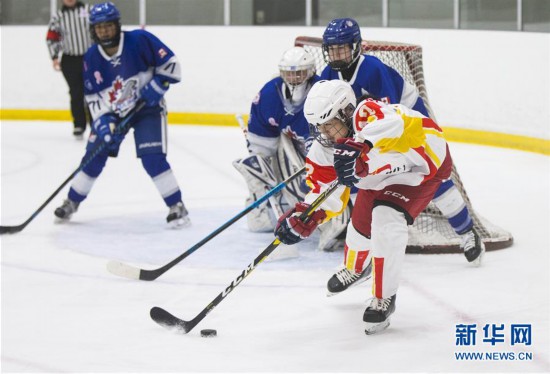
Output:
[{"xmin": 295, "ymin": 36, "xmax": 513, "ymax": 253}]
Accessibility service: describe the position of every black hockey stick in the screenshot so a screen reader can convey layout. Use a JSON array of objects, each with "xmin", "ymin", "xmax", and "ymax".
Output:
[
  {"xmin": 150, "ymin": 179, "xmax": 341, "ymax": 334},
  {"xmin": 0, "ymin": 102, "xmax": 145, "ymax": 235},
  {"xmin": 106, "ymin": 166, "xmax": 306, "ymax": 281}
]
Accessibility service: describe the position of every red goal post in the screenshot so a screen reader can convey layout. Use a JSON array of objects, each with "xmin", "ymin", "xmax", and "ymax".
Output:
[{"xmin": 295, "ymin": 36, "xmax": 513, "ymax": 253}]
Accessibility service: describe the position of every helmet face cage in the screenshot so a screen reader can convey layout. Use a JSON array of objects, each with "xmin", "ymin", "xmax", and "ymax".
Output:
[
  {"xmin": 279, "ymin": 67, "xmax": 314, "ymax": 88},
  {"xmin": 322, "ymin": 42, "xmax": 361, "ymax": 71},
  {"xmin": 309, "ymin": 103, "xmax": 355, "ymax": 148}
]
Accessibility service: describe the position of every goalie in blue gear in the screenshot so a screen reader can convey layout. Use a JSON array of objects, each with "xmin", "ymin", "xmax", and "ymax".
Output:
[
  {"xmin": 54, "ymin": 2, "xmax": 190, "ymax": 228},
  {"xmin": 233, "ymin": 47, "xmax": 350, "ymax": 253},
  {"xmin": 320, "ymin": 17, "xmax": 483, "ymax": 265}
]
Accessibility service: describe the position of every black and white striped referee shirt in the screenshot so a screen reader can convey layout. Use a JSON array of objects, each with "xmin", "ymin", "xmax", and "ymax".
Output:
[{"xmin": 46, "ymin": 1, "xmax": 93, "ymax": 59}]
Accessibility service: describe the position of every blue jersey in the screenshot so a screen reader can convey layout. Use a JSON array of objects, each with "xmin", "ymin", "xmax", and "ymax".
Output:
[
  {"xmin": 320, "ymin": 54, "xmax": 428, "ymax": 117},
  {"xmin": 247, "ymin": 76, "xmax": 320, "ymax": 157},
  {"xmin": 83, "ymin": 29, "xmax": 181, "ymax": 120}
]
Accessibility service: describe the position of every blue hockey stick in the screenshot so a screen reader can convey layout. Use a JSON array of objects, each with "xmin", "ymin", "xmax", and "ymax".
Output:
[
  {"xmin": 106, "ymin": 165, "xmax": 306, "ymax": 281},
  {"xmin": 0, "ymin": 102, "xmax": 145, "ymax": 235}
]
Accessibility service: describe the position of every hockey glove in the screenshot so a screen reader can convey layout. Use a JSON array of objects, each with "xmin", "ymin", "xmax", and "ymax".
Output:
[
  {"xmin": 275, "ymin": 202, "xmax": 327, "ymax": 245},
  {"xmin": 93, "ymin": 114, "xmax": 125, "ymax": 151},
  {"xmin": 333, "ymin": 138, "xmax": 371, "ymax": 187},
  {"xmin": 140, "ymin": 76, "xmax": 169, "ymax": 107}
]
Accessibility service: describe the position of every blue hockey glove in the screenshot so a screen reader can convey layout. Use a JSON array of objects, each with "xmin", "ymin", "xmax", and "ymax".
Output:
[
  {"xmin": 93, "ymin": 113, "xmax": 118, "ymax": 143},
  {"xmin": 275, "ymin": 202, "xmax": 327, "ymax": 245},
  {"xmin": 93, "ymin": 113, "xmax": 124, "ymax": 148},
  {"xmin": 333, "ymin": 138, "xmax": 371, "ymax": 187},
  {"xmin": 140, "ymin": 76, "xmax": 169, "ymax": 107}
]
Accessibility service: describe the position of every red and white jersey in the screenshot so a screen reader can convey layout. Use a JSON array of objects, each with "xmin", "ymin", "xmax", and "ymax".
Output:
[{"xmin": 304, "ymin": 99, "xmax": 449, "ymax": 216}]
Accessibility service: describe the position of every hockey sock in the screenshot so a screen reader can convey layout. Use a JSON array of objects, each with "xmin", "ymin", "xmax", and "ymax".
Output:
[
  {"xmin": 68, "ymin": 151, "xmax": 109, "ymax": 202},
  {"xmin": 432, "ymin": 179, "xmax": 473, "ymax": 235},
  {"xmin": 141, "ymin": 154, "xmax": 182, "ymax": 207}
]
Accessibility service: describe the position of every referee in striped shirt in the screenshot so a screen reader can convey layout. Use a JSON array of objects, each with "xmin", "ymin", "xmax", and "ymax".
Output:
[{"xmin": 46, "ymin": 0, "xmax": 92, "ymax": 139}]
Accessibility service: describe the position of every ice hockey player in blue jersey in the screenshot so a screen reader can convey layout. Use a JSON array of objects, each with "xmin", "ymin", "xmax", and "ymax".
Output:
[
  {"xmin": 233, "ymin": 47, "xmax": 350, "ymax": 252},
  {"xmin": 320, "ymin": 18, "xmax": 484, "ymax": 276},
  {"xmin": 54, "ymin": 2, "xmax": 190, "ymax": 228}
]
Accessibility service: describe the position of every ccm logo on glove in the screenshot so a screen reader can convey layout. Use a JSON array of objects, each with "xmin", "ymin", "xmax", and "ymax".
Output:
[{"xmin": 333, "ymin": 138, "xmax": 371, "ymax": 186}]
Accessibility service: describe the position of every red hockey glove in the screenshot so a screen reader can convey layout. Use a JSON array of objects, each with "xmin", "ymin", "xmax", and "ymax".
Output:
[
  {"xmin": 274, "ymin": 202, "xmax": 327, "ymax": 245},
  {"xmin": 333, "ymin": 138, "xmax": 371, "ymax": 187}
]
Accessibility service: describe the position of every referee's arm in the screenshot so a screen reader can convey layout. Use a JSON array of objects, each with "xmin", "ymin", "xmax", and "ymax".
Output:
[{"xmin": 46, "ymin": 14, "xmax": 62, "ymax": 70}]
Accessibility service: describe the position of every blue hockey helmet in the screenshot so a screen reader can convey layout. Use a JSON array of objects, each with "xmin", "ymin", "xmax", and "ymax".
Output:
[
  {"xmin": 322, "ymin": 18, "xmax": 362, "ymax": 71},
  {"xmin": 89, "ymin": 2, "xmax": 121, "ymax": 48},
  {"xmin": 89, "ymin": 2, "xmax": 120, "ymax": 25}
]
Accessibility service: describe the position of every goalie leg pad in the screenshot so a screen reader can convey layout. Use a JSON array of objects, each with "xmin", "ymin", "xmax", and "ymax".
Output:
[
  {"xmin": 273, "ymin": 135, "xmax": 307, "ymax": 208},
  {"xmin": 233, "ymin": 155, "xmax": 277, "ymax": 194},
  {"xmin": 318, "ymin": 203, "xmax": 351, "ymax": 252},
  {"xmin": 233, "ymin": 155, "xmax": 279, "ymax": 232},
  {"xmin": 245, "ymin": 195, "xmax": 275, "ymax": 232}
]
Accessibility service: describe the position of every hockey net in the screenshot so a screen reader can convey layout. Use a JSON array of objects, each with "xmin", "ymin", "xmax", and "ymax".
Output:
[{"xmin": 295, "ymin": 36, "xmax": 513, "ymax": 253}]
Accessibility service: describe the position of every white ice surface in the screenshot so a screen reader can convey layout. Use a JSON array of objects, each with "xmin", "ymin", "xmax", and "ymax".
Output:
[{"xmin": 1, "ymin": 121, "xmax": 549, "ymax": 373}]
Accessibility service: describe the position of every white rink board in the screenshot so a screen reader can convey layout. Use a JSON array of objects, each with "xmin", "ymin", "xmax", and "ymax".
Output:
[{"xmin": 1, "ymin": 26, "xmax": 549, "ymax": 139}]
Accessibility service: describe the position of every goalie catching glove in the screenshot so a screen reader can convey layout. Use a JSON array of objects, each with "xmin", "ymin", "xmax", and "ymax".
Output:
[
  {"xmin": 333, "ymin": 138, "xmax": 371, "ymax": 186},
  {"xmin": 275, "ymin": 202, "xmax": 327, "ymax": 245},
  {"xmin": 140, "ymin": 76, "xmax": 169, "ymax": 107}
]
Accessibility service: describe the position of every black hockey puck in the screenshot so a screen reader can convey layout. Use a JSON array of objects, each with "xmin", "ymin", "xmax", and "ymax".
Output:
[{"xmin": 200, "ymin": 329, "xmax": 217, "ymax": 338}]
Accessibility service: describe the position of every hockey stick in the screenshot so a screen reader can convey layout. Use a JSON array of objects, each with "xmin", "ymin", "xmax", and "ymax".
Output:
[
  {"xmin": 0, "ymin": 102, "xmax": 145, "ymax": 235},
  {"xmin": 106, "ymin": 165, "xmax": 306, "ymax": 281},
  {"xmin": 150, "ymin": 179, "xmax": 340, "ymax": 334}
]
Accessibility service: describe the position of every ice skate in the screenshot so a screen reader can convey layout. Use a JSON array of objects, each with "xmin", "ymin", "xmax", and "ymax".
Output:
[
  {"xmin": 54, "ymin": 199, "xmax": 80, "ymax": 221},
  {"xmin": 166, "ymin": 201, "xmax": 190, "ymax": 228},
  {"xmin": 363, "ymin": 294, "xmax": 396, "ymax": 335},
  {"xmin": 327, "ymin": 262, "xmax": 372, "ymax": 296},
  {"xmin": 73, "ymin": 127, "xmax": 85, "ymax": 140},
  {"xmin": 461, "ymin": 227, "xmax": 485, "ymax": 266}
]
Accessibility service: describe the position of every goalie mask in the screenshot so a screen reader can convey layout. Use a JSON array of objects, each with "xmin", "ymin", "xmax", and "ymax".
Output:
[
  {"xmin": 304, "ymin": 80, "xmax": 356, "ymax": 147},
  {"xmin": 278, "ymin": 47, "xmax": 316, "ymax": 103},
  {"xmin": 89, "ymin": 2, "xmax": 121, "ymax": 49},
  {"xmin": 322, "ymin": 18, "xmax": 362, "ymax": 71}
]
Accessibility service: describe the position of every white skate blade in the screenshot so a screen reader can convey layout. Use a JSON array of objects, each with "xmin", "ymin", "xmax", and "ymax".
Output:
[
  {"xmin": 364, "ymin": 319, "xmax": 391, "ymax": 335},
  {"xmin": 54, "ymin": 216, "xmax": 71, "ymax": 224},
  {"xmin": 264, "ymin": 244, "xmax": 299, "ymax": 262},
  {"xmin": 169, "ymin": 216, "xmax": 191, "ymax": 229},
  {"xmin": 469, "ymin": 246, "xmax": 485, "ymax": 267}
]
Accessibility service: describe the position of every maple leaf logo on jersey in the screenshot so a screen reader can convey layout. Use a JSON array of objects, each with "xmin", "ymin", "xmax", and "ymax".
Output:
[
  {"xmin": 108, "ymin": 77, "xmax": 139, "ymax": 117},
  {"xmin": 158, "ymin": 48, "xmax": 167, "ymax": 58},
  {"xmin": 108, "ymin": 78, "xmax": 124, "ymax": 103}
]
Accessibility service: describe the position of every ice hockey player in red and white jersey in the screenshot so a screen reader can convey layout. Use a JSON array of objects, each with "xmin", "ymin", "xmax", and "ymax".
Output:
[{"xmin": 275, "ymin": 80, "xmax": 465, "ymax": 334}]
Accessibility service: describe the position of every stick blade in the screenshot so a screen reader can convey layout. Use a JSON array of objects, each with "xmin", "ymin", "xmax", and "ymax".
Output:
[
  {"xmin": 150, "ymin": 307, "xmax": 191, "ymax": 334},
  {"xmin": 106, "ymin": 260, "xmax": 141, "ymax": 280},
  {"xmin": 0, "ymin": 225, "xmax": 23, "ymax": 235}
]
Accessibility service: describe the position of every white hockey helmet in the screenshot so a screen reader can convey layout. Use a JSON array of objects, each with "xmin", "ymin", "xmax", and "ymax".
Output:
[
  {"xmin": 304, "ymin": 80, "xmax": 356, "ymax": 146},
  {"xmin": 278, "ymin": 47, "xmax": 316, "ymax": 87}
]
